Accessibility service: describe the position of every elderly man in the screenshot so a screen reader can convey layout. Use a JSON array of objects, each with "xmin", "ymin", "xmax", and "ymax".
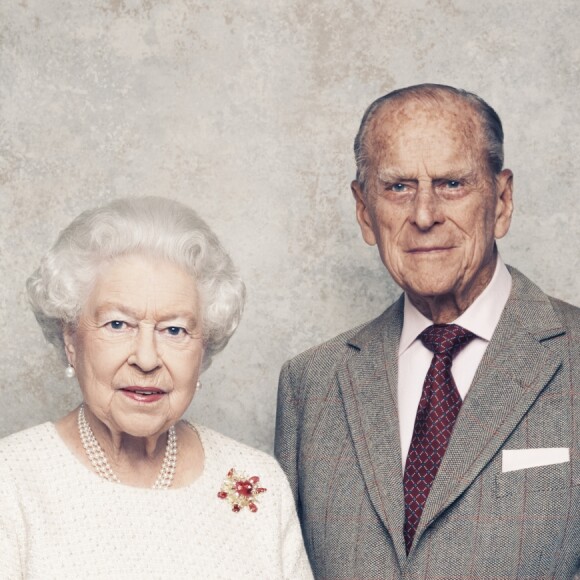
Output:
[{"xmin": 275, "ymin": 84, "xmax": 579, "ymax": 579}]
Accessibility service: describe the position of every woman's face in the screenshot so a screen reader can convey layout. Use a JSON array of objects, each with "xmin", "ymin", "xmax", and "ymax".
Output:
[{"xmin": 64, "ymin": 253, "xmax": 204, "ymax": 439}]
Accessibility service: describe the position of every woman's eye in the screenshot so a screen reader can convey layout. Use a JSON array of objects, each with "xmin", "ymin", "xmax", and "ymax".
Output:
[
  {"xmin": 165, "ymin": 326, "xmax": 186, "ymax": 337},
  {"xmin": 108, "ymin": 320, "xmax": 126, "ymax": 330}
]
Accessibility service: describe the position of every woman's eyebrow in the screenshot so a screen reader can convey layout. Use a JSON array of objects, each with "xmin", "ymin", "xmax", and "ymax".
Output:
[
  {"xmin": 94, "ymin": 303, "xmax": 140, "ymax": 319},
  {"xmin": 95, "ymin": 304, "xmax": 199, "ymax": 327},
  {"xmin": 157, "ymin": 312, "xmax": 199, "ymax": 327}
]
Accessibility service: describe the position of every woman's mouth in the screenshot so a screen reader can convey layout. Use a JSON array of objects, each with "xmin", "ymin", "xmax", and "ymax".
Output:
[{"xmin": 119, "ymin": 387, "xmax": 167, "ymax": 403}]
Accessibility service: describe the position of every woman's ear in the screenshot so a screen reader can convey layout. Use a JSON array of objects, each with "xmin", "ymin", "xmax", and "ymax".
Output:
[{"xmin": 63, "ymin": 324, "xmax": 77, "ymax": 367}]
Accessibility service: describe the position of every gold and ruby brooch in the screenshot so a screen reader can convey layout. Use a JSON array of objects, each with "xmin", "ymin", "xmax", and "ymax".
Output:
[{"xmin": 217, "ymin": 468, "xmax": 267, "ymax": 513}]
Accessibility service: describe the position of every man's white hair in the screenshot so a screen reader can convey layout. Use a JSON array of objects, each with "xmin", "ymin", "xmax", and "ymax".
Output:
[{"xmin": 354, "ymin": 83, "xmax": 505, "ymax": 193}]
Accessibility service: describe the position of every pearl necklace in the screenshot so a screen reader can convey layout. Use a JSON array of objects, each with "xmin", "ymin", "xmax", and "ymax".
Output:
[{"xmin": 77, "ymin": 404, "xmax": 178, "ymax": 489}]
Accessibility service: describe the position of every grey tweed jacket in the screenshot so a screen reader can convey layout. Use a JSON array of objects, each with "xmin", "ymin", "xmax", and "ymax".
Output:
[{"xmin": 275, "ymin": 268, "xmax": 580, "ymax": 579}]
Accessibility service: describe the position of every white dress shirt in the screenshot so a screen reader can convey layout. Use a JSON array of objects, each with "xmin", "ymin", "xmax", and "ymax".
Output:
[{"xmin": 397, "ymin": 256, "xmax": 512, "ymax": 466}]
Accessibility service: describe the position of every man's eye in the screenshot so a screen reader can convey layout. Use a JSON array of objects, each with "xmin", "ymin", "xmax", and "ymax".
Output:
[
  {"xmin": 391, "ymin": 183, "xmax": 408, "ymax": 193},
  {"xmin": 446, "ymin": 180, "xmax": 461, "ymax": 188},
  {"xmin": 108, "ymin": 320, "xmax": 126, "ymax": 330}
]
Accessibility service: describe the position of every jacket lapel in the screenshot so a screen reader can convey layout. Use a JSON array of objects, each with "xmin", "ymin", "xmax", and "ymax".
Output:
[
  {"xmin": 415, "ymin": 268, "xmax": 565, "ymax": 544},
  {"xmin": 337, "ymin": 296, "xmax": 408, "ymax": 566}
]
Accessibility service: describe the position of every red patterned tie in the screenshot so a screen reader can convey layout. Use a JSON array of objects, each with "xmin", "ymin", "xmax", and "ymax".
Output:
[{"xmin": 403, "ymin": 324, "xmax": 475, "ymax": 554}]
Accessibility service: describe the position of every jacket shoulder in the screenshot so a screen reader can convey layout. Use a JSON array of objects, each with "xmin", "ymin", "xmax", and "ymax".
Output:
[
  {"xmin": 548, "ymin": 295, "xmax": 580, "ymax": 332},
  {"xmin": 288, "ymin": 323, "xmax": 363, "ymax": 369},
  {"xmin": 283, "ymin": 296, "xmax": 402, "ymax": 386}
]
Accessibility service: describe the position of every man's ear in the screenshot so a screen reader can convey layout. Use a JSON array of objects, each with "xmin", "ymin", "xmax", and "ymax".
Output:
[
  {"xmin": 494, "ymin": 168, "xmax": 514, "ymax": 240},
  {"xmin": 63, "ymin": 324, "xmax": 77, "ymax": 367},
  {"xmin": 351, "ymin": 180, "xmax": 377, "ymax": 246}
]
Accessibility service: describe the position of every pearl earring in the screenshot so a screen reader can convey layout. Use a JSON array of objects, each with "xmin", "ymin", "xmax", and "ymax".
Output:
[
  {"xmin": 196, "ymin": 380, "xmax": 202, "ymax": 391},
  {"xmin": 65, "ymin": 364, "xmax": 76, "ymax": 379}
]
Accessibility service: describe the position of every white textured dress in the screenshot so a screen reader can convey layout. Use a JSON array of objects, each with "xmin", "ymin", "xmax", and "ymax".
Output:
[{"xmin": 0, "ymin": 423, "xmax": 313, "ymax": 579}]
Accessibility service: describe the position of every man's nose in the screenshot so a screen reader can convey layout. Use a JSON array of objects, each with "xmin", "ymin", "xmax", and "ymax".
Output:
[
  {"xmin": 410, "ymin": 184, "xmax": 444, "ymax": 230},
  {"xmin": 128, "ymin": 328, "xmax": 161, "ymax": 372}
]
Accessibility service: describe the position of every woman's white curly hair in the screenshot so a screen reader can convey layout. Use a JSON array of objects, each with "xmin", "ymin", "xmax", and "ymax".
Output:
[{"xmin": 26, "ymin": 197, "xmax": 246, "ymax": 371}]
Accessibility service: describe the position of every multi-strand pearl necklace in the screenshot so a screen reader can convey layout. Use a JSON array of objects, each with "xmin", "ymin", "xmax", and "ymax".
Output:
[{"xmin": 77, "ymin": 404, "xmax": 178, "ymax": 489}]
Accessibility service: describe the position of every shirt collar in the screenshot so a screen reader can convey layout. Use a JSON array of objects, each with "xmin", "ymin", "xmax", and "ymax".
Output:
[{"xmin": 399, "ymin": 255, "xmax": 512, "ymax": 356}]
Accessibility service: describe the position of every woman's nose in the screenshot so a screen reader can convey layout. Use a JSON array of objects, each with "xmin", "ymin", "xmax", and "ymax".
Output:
[{"xmin": 128, "ymin": 328, "xmax": 161, "ymax": 372}]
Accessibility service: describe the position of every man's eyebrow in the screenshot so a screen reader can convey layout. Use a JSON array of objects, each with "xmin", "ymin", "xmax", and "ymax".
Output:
[
  {"xmin": 376, "ymin": 168, "xmax": 477, "ymax": 183},
  {"xmin": 434, "ymin": 169, "xmax": 478, "ymax": 181},
  {"xmin": 376, "ymin": 168, "xmax": 417, "ymax": 182}
]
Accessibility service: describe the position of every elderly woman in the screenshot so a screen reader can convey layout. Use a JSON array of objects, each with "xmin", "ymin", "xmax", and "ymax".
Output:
[{"xmin": 0, "ymin": 197, "xmax": 312, "ymax": 579}]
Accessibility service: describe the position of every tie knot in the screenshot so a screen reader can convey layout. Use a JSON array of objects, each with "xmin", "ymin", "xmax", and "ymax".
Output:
[{"xmin": 419, "ymin": 324, "xmax": 475, "ymax": 356}]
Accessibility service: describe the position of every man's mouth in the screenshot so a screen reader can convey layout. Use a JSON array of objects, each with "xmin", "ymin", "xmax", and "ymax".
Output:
[{"xmin": 407, "ymin": 246, "xmax": 454, "ymax": 253}]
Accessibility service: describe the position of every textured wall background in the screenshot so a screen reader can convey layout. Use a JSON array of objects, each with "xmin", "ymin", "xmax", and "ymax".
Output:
[{"xmin": 1, "ymin": 0, "xmax": 578, "ymax": 451}]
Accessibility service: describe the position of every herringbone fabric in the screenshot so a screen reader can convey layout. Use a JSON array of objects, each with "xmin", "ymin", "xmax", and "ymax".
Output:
[
  {"xmin": 275, "ymin": 268, "xmax": 580, "ymax": 579},
  {"xmin": 403, "ymin": 324, "xmax": 475, "ymax": 554}
]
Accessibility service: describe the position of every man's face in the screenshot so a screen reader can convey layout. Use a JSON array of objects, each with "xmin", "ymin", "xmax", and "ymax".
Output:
[{"xmin": 352, "ymin": 98, "xmax": 513, "ymax": 311}]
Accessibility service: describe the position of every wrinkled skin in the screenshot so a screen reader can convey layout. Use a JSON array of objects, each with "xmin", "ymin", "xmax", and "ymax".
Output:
[{"xmin": 352, "ymin": 96, "xmax": 514, "ymax": 323}]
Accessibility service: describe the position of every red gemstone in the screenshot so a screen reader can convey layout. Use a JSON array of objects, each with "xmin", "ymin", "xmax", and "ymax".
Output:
[
  {"xmin": 235, "ymin": 480, "xmax": 253, "ymax": 497},
  {"xmin": 249, "ymin": 476, "xmax": 259, "ymax": 484},
  {"xmin": 249, "ymin": 502, "xmax": 258, "ymax": 513},
  {"xmin": 232, "ymin": 504, "xmax": 241, "ymax": 512},
  {"xmin": 256, "ymin": 487, "xmax": 267, "ymax": 494},
  {"xmin": 217, "ymin": 491, "xmax": 227, "ymax": 499},
  {"xmin": 227, "ymin": 468, "xmax": 234, "ymax": 477}
]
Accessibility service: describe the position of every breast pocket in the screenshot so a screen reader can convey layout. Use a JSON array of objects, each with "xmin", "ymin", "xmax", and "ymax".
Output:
[{"xmin": 496, "ymin": 460, "xmax": 571, "ymax": 498}]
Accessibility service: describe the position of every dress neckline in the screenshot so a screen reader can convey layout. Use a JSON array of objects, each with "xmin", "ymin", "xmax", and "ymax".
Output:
[{"xmin": 46, "ymin": 420, "xmax": 211, "ymax": 493}]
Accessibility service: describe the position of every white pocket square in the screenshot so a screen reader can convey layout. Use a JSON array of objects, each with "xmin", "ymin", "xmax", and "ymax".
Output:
[{"xmin": 502, "ymin": 447, "xmax": 570, "ymax": 473}]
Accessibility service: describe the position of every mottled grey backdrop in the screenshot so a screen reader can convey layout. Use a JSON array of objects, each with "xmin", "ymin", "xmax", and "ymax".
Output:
[{"xmin": 1, "ymin": 0, "xmax": 578, "ymax": 451}]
